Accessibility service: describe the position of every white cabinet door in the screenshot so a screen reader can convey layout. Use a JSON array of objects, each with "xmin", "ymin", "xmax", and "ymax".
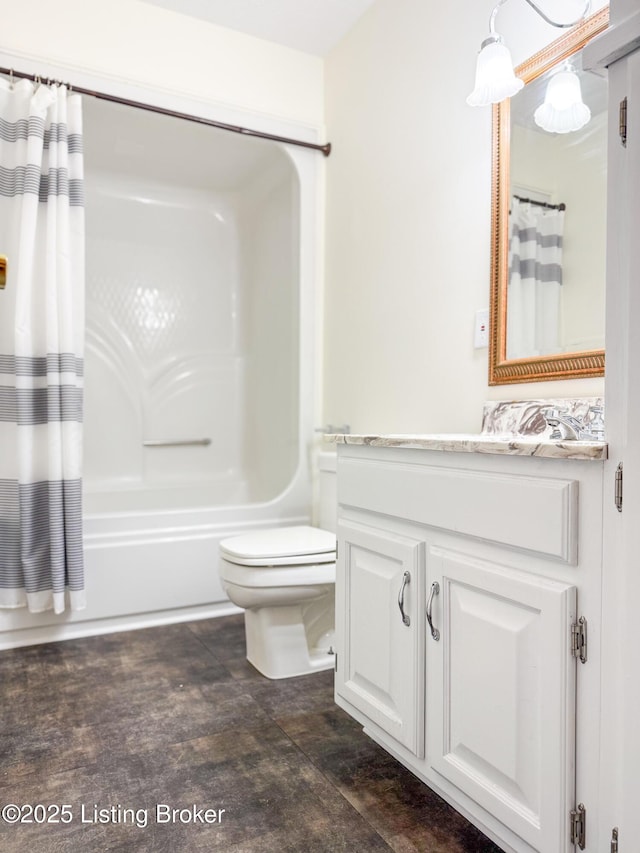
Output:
[
  {"xmin": 427, "ymin": 546, "xmax": 577, "ymax": 853},
  {"xmin": 335, "ymin": 519, "xmax": 425, "ymax": 756}
]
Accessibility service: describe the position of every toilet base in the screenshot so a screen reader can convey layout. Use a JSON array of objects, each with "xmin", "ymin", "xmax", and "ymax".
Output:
[{"xmin": 244, "ymin": 597, "xmax": 335, "ymax": 680}]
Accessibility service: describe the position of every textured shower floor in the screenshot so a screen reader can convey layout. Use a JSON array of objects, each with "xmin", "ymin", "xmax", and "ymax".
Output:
[{"xmin": 0, "ymin": 615, "xmax": 500, "ymax": 852}]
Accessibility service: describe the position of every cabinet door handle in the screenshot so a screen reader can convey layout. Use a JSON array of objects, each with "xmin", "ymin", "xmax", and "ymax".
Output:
[
  {"xmin": 398, "ymin": 571, "xmax": 411, "ymax": 626},
  {"xmin": 427, "ymin": 581, "xmax": 440, "ymax": 641}
]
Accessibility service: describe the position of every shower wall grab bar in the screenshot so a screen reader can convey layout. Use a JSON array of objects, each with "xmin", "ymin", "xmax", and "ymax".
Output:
[{"xmin": 143, "ymin": 439, "xmax": 212, "ymax": 448}]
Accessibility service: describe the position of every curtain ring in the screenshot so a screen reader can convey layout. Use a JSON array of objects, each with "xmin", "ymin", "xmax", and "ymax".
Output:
[{"xmin": 9, "ymin": 68, "xmax": 14, "ymax": 90}]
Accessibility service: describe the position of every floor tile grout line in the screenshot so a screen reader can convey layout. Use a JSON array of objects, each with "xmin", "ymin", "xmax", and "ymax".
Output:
[
  {"xmin": 181, "ymin": 620, "xmax": 398, "ymax": 847},
  {"xmin": 184, "ymin": 621, "xmax": 258, "ymax": 684},
  {"xmin": 184, "ymin": 623, "xmax": 397, "ymax": 844},
  {"xmin": 271, "ymin": 715, "xmax": 396, "ymax": 852}
]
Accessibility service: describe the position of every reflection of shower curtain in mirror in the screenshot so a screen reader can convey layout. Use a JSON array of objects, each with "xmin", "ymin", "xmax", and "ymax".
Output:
[{"xmin": 507, "ymin": 197, "xmax": 564, "ymax": 359}]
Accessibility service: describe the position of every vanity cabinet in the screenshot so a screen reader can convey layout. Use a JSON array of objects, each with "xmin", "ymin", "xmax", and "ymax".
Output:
[{"xmin": 334, "ymin": 442, "xmax": 604, "ymax": 853}]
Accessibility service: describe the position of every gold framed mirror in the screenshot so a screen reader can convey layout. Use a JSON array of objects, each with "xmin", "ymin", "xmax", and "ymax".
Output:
[{"xmin": 488, "ymin": 7, "xmax": 608, "ymax": 385}]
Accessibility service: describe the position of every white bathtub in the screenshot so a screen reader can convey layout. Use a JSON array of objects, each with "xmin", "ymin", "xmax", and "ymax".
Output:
[
  {"xmin": 0, "ymin": 86, "xmax": 322, "ymax": 650},
  {"xmin": 0, "ymin": 493, "xmax": 311, "ymax": 651}
]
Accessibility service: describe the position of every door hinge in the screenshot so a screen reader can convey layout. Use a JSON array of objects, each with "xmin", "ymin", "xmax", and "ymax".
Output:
[
  {"xmin": 620, "ymin": 97, "xmax": 628, "ymax": 147},
  {"xmin": 611, "ymin": 826, "xmax": 619, "ymax": 853},
  {"xmin": 571, "ymin": 616, "xmax": 588, "ymax": 664},
  {"xmin": 334, "ymin": 651, "xmax": 338, "ymax": 673},
  {"xmin": 615, "ymin": 462, "xmax": 623, "ymax": 512},
  {"xmin": 570, "ymin": 803, "xmax": 586, "ymax": 850}
]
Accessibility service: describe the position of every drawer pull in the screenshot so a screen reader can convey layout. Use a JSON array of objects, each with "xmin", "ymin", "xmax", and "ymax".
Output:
[
  {"xmin": 427, "ymin": 581, "xmax": 440, "ymax": 641},
  {"xmin": 398, "ymin": 571, "xmax": 411, "ymax": 627}
]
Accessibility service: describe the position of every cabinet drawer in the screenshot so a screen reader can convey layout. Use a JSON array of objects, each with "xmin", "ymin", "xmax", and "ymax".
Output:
[{"xmin": 338, "ymin": 458, "xmax": 578, "ymax": 563}]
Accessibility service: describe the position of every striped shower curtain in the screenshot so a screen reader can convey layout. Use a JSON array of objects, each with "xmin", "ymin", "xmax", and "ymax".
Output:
[
  {"xmin": 0, "ymin": 78, "xmax": 85, "ymax": 613},
  {"xmin": 507, "ymin": 196, "xmax": 564, "ymax": 360}
]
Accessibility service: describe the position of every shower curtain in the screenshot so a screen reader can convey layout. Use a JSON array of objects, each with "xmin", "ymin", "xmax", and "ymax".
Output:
[
  {"xmin": 0, "ymin": 78, "xmax": 85, "ymax": 613},
  {"xmin": 507, "ymin": 196, "xmax": 564, "ymax": 360}
]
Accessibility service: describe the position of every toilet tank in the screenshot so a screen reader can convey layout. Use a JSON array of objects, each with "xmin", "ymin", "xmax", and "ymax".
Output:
[{"xmin": 316, "ymin": 451, "xmax": 337, "ymax": 533}]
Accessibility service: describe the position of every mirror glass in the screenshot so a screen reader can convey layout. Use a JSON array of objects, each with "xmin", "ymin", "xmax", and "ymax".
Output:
[{"xmin": 489, "ymin": 9, "xmax": 608, "ymax": 385}]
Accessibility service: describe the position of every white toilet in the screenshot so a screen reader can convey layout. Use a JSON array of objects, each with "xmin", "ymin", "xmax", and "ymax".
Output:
[{"xmin": 219, "ymin": 524, "xmax": 336, "ymax": 679}]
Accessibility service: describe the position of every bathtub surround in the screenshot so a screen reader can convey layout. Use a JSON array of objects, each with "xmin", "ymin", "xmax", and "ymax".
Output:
[
  {"xmin": 82, "ymin": 97, "xmax": 301, "ymax": 505},
  {"xmin": 0, "ymin": 68, "xmax": 325, "ymax": 647},
  {"xmin": 0, "ymin": 79, "xmax": 85, "ymax": 614}
]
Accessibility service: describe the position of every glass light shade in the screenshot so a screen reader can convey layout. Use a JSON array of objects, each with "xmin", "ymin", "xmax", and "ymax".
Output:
[
  {"xmin": 467, "ymin": 40, "xmax": 524, "ymax": 106},
  {"xmin": 533, "ymin": 69, "xmax": 591, "ymax": 133}
]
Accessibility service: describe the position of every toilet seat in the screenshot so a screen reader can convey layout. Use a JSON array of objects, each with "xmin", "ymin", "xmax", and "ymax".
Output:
[
  {"xmin": 220, "ymin": 525, "xmax": 336, "ymax": 567},
  {"xmin": 220, "ymin": 558, "xmax": 335, "ymax": 589}
]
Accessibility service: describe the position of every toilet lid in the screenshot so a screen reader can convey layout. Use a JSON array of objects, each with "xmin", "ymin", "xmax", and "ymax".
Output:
[{"xmin": 220, "ymin": 525, "xmax": 336, "ymax": 567}]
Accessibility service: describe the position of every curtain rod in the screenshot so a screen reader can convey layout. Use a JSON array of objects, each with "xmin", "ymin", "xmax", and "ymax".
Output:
[
  {"xmin": 0, "ymin": 65, "xmax": 332, "ymax": 157},
  {"xmin": 514, "ymin": 194, "xmax": 566, "ymax": 211}
]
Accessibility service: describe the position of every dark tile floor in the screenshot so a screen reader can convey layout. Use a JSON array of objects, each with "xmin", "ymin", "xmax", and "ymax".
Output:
[{"xmin": 0, "ymin": 614, "xmax": 502, "ymax": 852}]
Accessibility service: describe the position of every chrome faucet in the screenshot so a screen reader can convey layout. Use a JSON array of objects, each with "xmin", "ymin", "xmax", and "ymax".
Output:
[{"xmin": 543, "ymin": 406, "xmax": 604, "ymax": 441}]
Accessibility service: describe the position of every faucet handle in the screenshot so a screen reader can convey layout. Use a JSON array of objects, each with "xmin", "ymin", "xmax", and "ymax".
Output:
[
  {"xmin": 542, "ymin": 406, "xmax": 586, "ymax": 440},
  {"xmin": 542, "ymin": 407, "xmax": 562, "ymax": 439}
]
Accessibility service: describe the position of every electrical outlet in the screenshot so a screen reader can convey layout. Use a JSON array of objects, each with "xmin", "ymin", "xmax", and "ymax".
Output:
[{"xmin": 474, "ymin": 309, "xmax": 489, "ymax": 348}]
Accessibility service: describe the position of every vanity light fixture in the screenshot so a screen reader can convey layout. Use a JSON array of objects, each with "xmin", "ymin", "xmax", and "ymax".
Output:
[
  {"xmin": 467, "ymin": 0, "xmax": 592, "ymax": 107},
  {"xmin": 533, "ymin": 64, "xmax": 591, "ymax": 132}
]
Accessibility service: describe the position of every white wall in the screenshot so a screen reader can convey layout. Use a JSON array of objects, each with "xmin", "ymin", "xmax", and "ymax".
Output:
[
  {"xmin": 323, "ymin": 0, "xmax": 607, "ymax": 435},
  {"xmin": 0, "ymin": 0, "xmax": 323, "ymax": 128},
  {"xmin": 608, "ymin": 0, "xmax": 637, "ymax": 25}
]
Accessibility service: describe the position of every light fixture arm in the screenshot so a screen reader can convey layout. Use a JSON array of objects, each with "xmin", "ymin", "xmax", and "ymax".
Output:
[
  {"xmin": 489, "ymin": 0, "xmax": 591, "ymax": 36},
  {"xmin": 489, "ymin": 0, "xmax": 509, "ymax": 36}
]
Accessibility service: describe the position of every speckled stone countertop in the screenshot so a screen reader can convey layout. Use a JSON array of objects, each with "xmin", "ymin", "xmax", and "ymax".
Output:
[{"xmin": 326, "ymin": 433, "xmax": 607, "ymax": 461}]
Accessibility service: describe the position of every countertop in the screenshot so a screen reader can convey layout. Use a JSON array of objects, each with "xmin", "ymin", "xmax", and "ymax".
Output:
[{"xmin": 326, "ymin": 432, "xmax": 607, "ymax": 461}]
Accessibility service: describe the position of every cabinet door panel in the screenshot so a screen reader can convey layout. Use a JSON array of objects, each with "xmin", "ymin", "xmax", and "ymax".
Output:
[
  {"xmin": 427, "ymin": 547, "xmax": 576, "ymax": 852},
  {"xmin": 336, "ymin": 520, "xmax": 425, "ymax": 756}
]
